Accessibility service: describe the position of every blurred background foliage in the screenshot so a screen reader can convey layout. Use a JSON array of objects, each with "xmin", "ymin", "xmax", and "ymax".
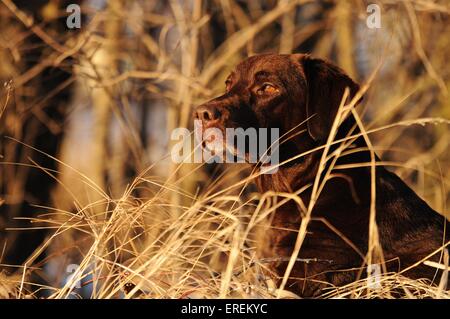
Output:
[{"xmin": 0, "ymin": 0, "xmax": 449, "ymax": 297}]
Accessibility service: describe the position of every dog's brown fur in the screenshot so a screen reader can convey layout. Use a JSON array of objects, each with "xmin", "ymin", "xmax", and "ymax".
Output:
[{"xmin": 194, "ymin": 53, "xmax": 449, "ymax": 297}]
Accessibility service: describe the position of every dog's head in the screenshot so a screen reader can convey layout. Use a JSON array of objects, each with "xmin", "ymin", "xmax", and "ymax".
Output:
[{"xmin": 194, "ymin": 53, "xmax": 361, "ymax": 162}]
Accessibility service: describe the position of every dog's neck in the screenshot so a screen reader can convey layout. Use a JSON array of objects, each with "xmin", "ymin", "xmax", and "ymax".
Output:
[
  {"xmin": 256, "ymin": 152, "xmax": 319, "ymax": 193},
  {"xmin": 255, "ymin": 137, "xmax": 373, "ymax": 205}
]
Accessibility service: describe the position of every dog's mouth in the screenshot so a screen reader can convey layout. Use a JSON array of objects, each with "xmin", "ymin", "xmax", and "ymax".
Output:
[
  {"xmin": 193, "ymin": 118, "xmax": 280, "ymax": 169},
  {"xmin": 193, "ymin": 120, "xmax": 279, "ymax": 172},
  {"xmin": 194, "ymin": 122, "xmax": 249, "ymax": 161}
]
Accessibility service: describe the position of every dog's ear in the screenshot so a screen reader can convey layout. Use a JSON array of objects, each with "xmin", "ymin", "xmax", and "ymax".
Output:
[{"xmin": 297, "ymin": 54, "xmax": 361, "ymax": 142}]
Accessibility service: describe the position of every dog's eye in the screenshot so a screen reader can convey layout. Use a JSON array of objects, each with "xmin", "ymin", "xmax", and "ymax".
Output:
[{"xmin": 257, "ymin": 83, "xmax": 278, "ymax": 95}]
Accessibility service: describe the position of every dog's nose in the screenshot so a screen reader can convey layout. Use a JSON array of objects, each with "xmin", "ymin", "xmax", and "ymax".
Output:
[{"xmin": 194, "ymin": 104, "xmax": 221, "ymax": 123}]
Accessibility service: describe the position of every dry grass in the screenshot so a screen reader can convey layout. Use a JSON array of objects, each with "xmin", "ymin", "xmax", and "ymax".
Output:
[{"xmin": 0, "ymin": 0, "xmax": 449, "ymax": 299}]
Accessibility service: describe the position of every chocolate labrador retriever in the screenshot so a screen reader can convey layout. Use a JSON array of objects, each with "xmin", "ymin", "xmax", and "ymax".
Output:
[{"xmin": 194, "ymin": 53, "xmax": 449, "ymax": 297}]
